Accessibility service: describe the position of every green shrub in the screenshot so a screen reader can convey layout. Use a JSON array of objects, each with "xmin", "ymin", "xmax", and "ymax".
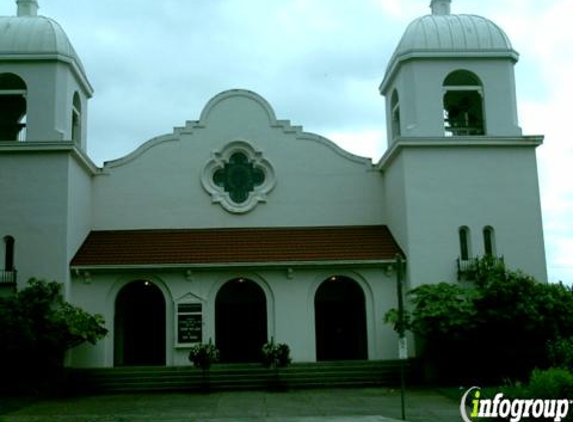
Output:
[
  {"xmin": 188, "ymin": 340, "xmax": 220, "ymax": 371},
  {"xmin": 548, "ymin": 337, "xmax": 573, "ymax": 370},
  {"xmin": 0, "ymin": 279, "xmax": 107, "ymax": 393},
  {"xmin": 262, "ymin": 339, "xmax": 291, "ymax": 368},
  {"xmin": 384, "ymin": 258, "xmax": 573, "ymax": 383},
  {"xmin": 501, "ymin": 369, "xmax": 573, "ymax": 422},
  {"xmin": 528, "ymin": 368, "xmax": 573, "ymax": 399}
]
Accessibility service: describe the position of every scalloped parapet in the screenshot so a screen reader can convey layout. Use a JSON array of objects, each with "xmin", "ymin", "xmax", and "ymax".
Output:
[
  {"xmin": 93, "ymin": 89, "xmax": 381, "ymax": 226},
  {"xmin": 104, "ymin": 89, "xmax": 372, "ymax": 169}
]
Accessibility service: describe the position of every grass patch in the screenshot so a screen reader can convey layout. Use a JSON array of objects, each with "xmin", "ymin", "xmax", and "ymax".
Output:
[{"xmin": 0, "ymin": 396, "xmax": 39, "ymax": 416}]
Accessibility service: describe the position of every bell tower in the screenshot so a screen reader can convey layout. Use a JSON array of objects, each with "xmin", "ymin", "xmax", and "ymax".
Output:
[
  {"xmin": 0, "ymin": 1, "xmax": 95, "ymax": 293},
  {"xmin": 0, "ymin": 0, "xmax": 93, "ymax": 149},
  {"xmin": 380, "ymin": 0, "xmax": 521, "ymax": 142},
  {"xmin": 379, "ymin": 1, "xmax": 547, "ymax": 286}
]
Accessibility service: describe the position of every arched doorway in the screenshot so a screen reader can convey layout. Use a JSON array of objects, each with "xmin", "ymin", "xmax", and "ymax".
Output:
[
  {"xmin": 215, "ymin": 278, "xmax": 267, "ymax": 363},
  {"xmin": 114, "ymin": 280, "xmax": 166, "ymax": 366},
  {"xmin": 315, "ymin": 276, "xmax": 367, "ymax": 361}
]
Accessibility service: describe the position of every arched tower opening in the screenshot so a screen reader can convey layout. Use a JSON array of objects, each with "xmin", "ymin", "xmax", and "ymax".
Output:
[
  {"xmin": 0, "ymin": 73, "xmax": 27, "ymax": 141},
  {"xmin": 3, "ymin": 236, "xmax": 15, "ymax": 272},
  {"xmin": 443, "ymin": 70, "xmax": 485, "ymax": 136},
  {"xmin": 483, "ymin": 226, "xmax": 496, "ymax": 257},
  {"xmin": 71, "ymin": 92, "xmax": 82, "ymax": 144},
  {"xmin": 390, "ymin": 90, "xmax": 401, "ymax": 139},
  {"xmin": 458, "ymin": 226, "xmax": 471, "ymax": 261}
]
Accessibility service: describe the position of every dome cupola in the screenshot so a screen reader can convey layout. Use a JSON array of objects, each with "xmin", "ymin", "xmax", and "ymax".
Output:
[
  {"xmin": 382, "ymin": 1, "xmax": 518, "ymax": 91},
  {"xmin": 0, "ymin": 0, "xmax": 92, "ymax": 147},
  {"xmin": 380, "ymin": 0, "xmax": 522, "ymax": 140},
  {"xmin": 0, "ymin": 1, "xmax": 90, "ymax": 85}
]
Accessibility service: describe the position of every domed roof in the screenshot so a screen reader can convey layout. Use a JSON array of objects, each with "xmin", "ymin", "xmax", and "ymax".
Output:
[
  {"xmin": 381, "ymin": 11, "xmax": 519, "ymax": 93},
  {"xmin": 396, "ymin": 14, "xmax": 515, "ymax": 56},
  {"xmin": 0, "ymin": 15, "xmax": 86, "ymax": 74}
]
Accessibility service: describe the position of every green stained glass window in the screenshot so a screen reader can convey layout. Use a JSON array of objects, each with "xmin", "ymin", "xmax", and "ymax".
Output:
[{"xmin": 213, "ymin": 152, "xmax": 265, "ymax": 203}]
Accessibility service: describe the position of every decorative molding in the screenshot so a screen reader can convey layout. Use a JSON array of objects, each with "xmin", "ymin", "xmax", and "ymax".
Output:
[
  {"xmin": 70, "ymin": 259, "xmax": 398, "ymax": 272},
  {"xmin": 0, "ymin": 141, "xmax": 100, "ymax": 174},
  {"xmin": 376, "ymin": 135, "xmax": 544, "ymax": 172},
  {"xmin": 74, "ymin": 270, "xmax": 92, "ymax": 284},
  {"xmin": 175, "ymin": 292, "xmax": 205, "ymax": 303},
  {"xmin": 100, "ymin": 89, "xmax": 374, "ymax": 171},
  {"xmin": 383, "ymin": 263, "xmax": 395, "ymax": 277},
  {"xmin": 102, "ymin": 133, "xmax": 180, "ymax": 169},
  {"xmin": 201, "ymin": 140, "xmax": 276, "ymax": 214},
  {"xmin": 198, "ymin": 89, "xmax": 278, "ymax": 127},
  {"xmin": 197, "ymin": 89, "xmax": 373, "ymax": 166}
]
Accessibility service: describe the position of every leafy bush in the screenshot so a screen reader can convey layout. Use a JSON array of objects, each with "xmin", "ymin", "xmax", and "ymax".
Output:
[
  {"xmin": 384, "ymin": 258, "xmax": 573, "ymax": 383},
  {"xmin": 527, "ymin": 368, "xmax": 573, "ymax": 399},
  {"xmin": 548, "ymin": 337, "xmax": 573, "ymax": 370},
  {"xmin": 0, "ymin": 279, "xmax": 108, "ymax": 393},
  {"xmin": 475, "ymin": 369, "xmax": 573, "ymax": 422},
  {"xmin": 261, "ymin": 339, "xmax": 291, "ymax": 368},
  {"xmin": 188, "ymin": 340, "xmax": 220, "ymax": 371},
  {"xmin": 405, "ymin": 282, "xmax": 479, "ymax": 341}
]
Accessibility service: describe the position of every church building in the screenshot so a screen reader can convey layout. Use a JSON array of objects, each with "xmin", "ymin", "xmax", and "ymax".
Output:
[{"xmin": 0, "ymin": 0, "xmax": 547, "ymax": 368}]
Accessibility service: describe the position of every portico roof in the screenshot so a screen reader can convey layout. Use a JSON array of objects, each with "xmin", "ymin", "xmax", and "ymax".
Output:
[{"xmin": 70, "ymin": 226, "xmax": 403, "ymax": 269}]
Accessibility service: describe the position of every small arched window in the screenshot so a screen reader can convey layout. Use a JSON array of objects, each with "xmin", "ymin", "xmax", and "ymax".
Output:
[
  {"xmin": 71, "ymin": 92, "xmax": 81, "ymax": 144},
  {"xmin": 391, "ymin": 90, "xmax": 401, "ymax": 139},
  {"xmin": 483, "ymin": 226, "xmax": 496, "ymax": 257},
  {"xmin": 443, "ymin": 70, "xmax": 484, "ymax": 136},
  {"xmin": 0, "ymin": 73, "xmax": 27, "ymax": 141},
  {"xmin": 4, "ymin": 236, "xmax": 15, "ymax": 272},
  {"xmin": 458, "ymin": 226, "xmax": 471, "ymax": 261}
]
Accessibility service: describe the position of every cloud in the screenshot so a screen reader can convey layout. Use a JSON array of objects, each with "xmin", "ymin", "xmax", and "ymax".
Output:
[
  {"xmin": 61, "ymin": 0, "xmax": 399, "ymax": 164},
  {"xmin": 323, "ymin": 129, "xmax": 386, "ymax": 160},
  {"xmin": 511, "ymin": 0, "xmax": 573, "ymax": 283}
]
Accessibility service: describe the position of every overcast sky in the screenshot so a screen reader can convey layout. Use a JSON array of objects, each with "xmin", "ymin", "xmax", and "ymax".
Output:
[{"xmin": 1, "ymin": 0, "xmax": 571, "ymax": 284}]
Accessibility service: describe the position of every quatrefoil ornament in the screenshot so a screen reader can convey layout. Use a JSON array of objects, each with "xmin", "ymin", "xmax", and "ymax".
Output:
[{"xmin": 202, "ymin": 141, "xmax": 276, "ymax": 213}]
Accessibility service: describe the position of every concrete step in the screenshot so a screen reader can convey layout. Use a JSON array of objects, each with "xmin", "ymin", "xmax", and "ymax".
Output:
[{"xmin": 68, "ymin": 360, "xmax": 415, "ymax": 394}]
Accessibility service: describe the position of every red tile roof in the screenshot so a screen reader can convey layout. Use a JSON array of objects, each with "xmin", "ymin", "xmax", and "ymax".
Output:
[{"xmin": 70, "ymin": 226, "xmax": 403, "ymax": 267}]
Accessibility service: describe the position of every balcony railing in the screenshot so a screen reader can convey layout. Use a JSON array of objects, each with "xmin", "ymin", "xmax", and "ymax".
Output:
[
  {"xmin": 445, "ymin": 125, "xmax": 485, "ymax": 137},
  {"xmin": 457, "ymin": 256, "xmax": 504, "ymax": 280},
  {"xmin": 0, "ymin": 270, "xmax": 17, "ymax": 285}
]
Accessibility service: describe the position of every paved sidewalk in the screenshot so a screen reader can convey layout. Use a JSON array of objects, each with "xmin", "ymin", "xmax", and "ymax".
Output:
[{"xmin": 1, "ymin": 388, "xmax": 462, "ymax": 422}]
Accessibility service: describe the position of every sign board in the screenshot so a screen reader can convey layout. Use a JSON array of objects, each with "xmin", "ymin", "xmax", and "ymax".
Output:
[
  {"xmin": 398, "ymin": 337, "xmax": 408, "ymax": 360},
  {"xmin": 176, "ymin": 303, "xmax": 202, "ymax": 345}
]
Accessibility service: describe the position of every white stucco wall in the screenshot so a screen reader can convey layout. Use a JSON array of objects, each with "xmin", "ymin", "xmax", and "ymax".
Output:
[
  {"xmin": 0, "ymin": 62, "xmax": 90, "ymax": 147},
  {"xmin": 0, "ymin": 148, "xmax": 94, "ymax": 296},
  {"xmin": 383, "ymin": 143, "xmax": 547, "ymax": 286},
  {"xmin": 65, "ymin": 156, "xmax": 93, "ymax": 297},
  {"xmin": 0, "ymin": 152, "xmax": 71, "ymax": 286},
  {"xmin": 69, "ymin": 265, "xmax": 401, "ymax": 368},
  {"xmin": 382, "ymin": 153, "xmax": 408, "ymax": 257},
  {"xmin": 92, "ymin": 90, "xmax": 385, "ymax": 230},
  {"xmin": 383, "ymin": 58, "xmax": 521, "ymax": 141}
]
